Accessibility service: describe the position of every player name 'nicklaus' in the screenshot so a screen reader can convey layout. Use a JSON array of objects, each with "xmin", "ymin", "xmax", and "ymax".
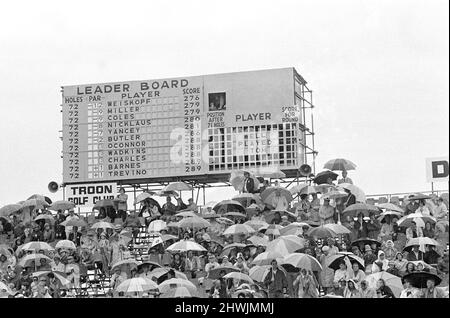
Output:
[{"xmin": 236, "ymin": 112, "xmax": 271, "ymax": 122}]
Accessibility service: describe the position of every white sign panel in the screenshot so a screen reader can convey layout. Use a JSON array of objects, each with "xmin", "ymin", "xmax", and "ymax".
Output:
[
  {"xmin": 426, "ymin": 157, "xmax": 449, "ymax": 183},
  {"xmin": 66, "ymin": 182, "xmax": 117, "ymax": 207}
]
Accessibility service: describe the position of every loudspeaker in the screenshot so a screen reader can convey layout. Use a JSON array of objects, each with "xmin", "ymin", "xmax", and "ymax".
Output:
[
  {"xmin": 299, "ymin": 164, "xmax": 312, "ymax": 177},
  {"xmin": 48, "ymin": 181, "xmax": 59, "ymax": 193}
]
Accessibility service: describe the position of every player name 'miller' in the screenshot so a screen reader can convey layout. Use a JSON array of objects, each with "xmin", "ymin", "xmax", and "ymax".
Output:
[{"xmin": 76, "ymin": 79, "xmax": 189, "ymax": 95}]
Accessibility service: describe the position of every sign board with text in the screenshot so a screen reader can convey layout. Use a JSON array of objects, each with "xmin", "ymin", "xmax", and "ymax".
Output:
[
  {"xmin": 61, "ymin": 68, "xmax": 308, "ymax": 184},
  {"xmin": 426, "ymin": 157, "xmax": 449, "ymax": 183},
  {"xmin": 66, "ymin": 182, "xmax": 117, "ymax": 207}
]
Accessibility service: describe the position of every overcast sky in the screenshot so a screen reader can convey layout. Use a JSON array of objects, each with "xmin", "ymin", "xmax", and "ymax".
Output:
[{"xmin": 0, "ymin": 0, "xmax": 448, "ymax": 207}]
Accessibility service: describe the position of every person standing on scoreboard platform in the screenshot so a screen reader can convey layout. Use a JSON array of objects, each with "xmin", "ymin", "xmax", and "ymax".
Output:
[
  {"xmin": 337, "ymin": 170, "xmax": 353, "ymax": 185},
  {"xmin": 116, "ymin": 187, "xmax": 128, "ymax": 222},
  {"xmin": 242, "ymin": 172, "xmax": 255, "ymax": 194}
]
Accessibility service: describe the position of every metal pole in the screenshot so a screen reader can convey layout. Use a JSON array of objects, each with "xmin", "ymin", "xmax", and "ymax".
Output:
[{"xmin": 203, "ymin": 186, "xmax": 206, "ymax": 206}]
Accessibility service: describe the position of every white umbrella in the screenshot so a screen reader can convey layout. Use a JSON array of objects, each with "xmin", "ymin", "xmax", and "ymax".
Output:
[
  {"xmin": 166, "ymin": 240, "xmax": 207, "ymax": 252},
  {"xmin": 365, "ymin": 271, "xmax": 402, "ymax": 298},
  {"xmin": 266, "ymin": 235, "xmax": 305, "ymax": 255},
  {"xmin": 55, "ymin": 240, "xmax": 76, "ymax": 250},
  {"xmin": 162, "ymin": 182, "xmax": 193, "ymax": 192},
  {"xmin": 337, "ymin": 183, "xmax": 366, "ymax": 202},
  {"xmin": 282, "ymin": 253, "xmax": 323, "ymax": 272},
  {"xmin": 377, "ymin": 203, "xmax": 404, "ymax": 213},
  {"xmin": 223, "ymin": 272, "xmax": 254, "ymax": 284},
  {"xmin": 397, "ymin": 213, "xmax": 436, "ymax": 228},
  {"xmin": 116, "ymin": 277, "xmax": 159, "ymax": 293},
  {"xmin": 251, "ymin": 251, "xmax": 284, "ymax": 266},
  {"xmin": 222, "ymin": 224, "xmax": 255, "ymax": 236},
  {"xmin": 323, "ymin": 223, "xmax": 351, "ymax": 235},
  {"xmin": 148, "ymin": 220, "xmax": 167, "ymax": 233},
  {"xmin": 158, "ymin": 278, "xmax": 196, "ymax": 294}
]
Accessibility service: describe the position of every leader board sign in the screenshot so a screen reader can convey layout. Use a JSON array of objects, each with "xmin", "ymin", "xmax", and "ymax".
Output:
[
  {"xmin": 426, "ymin": 157, "xmax": 449, "ymax": 183},
  {"xmin": 62, "ymin": 68, "xmax": 306, "ymax": 184},
  {"xmin": 66, "ymin": 182, "xmax": 117, "ymax": 207}
]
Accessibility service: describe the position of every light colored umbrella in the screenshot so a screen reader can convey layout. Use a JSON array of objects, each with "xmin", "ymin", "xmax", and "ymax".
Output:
[
  {"xmin": 251, "ymin": 168, "xmax": 286, "ymax": 179},
  {"xmin": 48, "ymin": 200, "xmax": 75, "ymax": 211},
  {"xmin": 377, "ymin": 211, "xmax": 403, "ymax": 222},
  {"xmin": 265, "ymin": 228, "xmax": 281, "ymax": 236},
  {"xmin": 224, "ymin": 212, "xmax": 247, "ymax": 220},
  {"xmin": 261, "ymin": 187, "xmax": 293, "ymax": 206},
  {"xmin": 21, "ymin": 199, "xmax": 50, "ymax": 209},
  {"xmin": 18, "ymin": 253, "xmax": 52, "ymax": 268},
  {"xmin": 216, "ymin": 217, "xmax": 234, "ymax": 226},
  {"xmin": 249, "ymin": 265, "xmax": 287, "ymax": 282},
  {"xmin": 246, "ymin": 235, "xmax": 269, "ymax": 247},
  {"xmin": 148, "ymin": 220, "xmax": 167, "ymax": 233},
  {"xmin": 158, "ymin": 278, "xmax": 196, "ymax": 294},
  {"xmin": 55, "ymin": 240, "xmax": 76, "ymax": 250},
  {"xmin": 222, "ymin": 224, "xmax": 255, "ymax": 236},
  {"xmin": 162, "ymin": 182, "xmax": 193, "ymax": 192},
  {"xmin": 229, "ymin": 170, "xmax": 260, "ymax": 191},
  {"xmin": 175, "ymin": 211, "xmax": 198, "ymax": 218},
  {"xmin": 323, "ymin": 223, "xmax": 351, "ymax": 235},
  {"xmin": 208, "ymin": 266, "xmax": 240, "ymax": 280},
  {"xmin": 111, "ymin": 259, "xmax": 141, "ymax": 271},
  {"xmin": 34, "ymin": 214, "xmax": 55, "ymax": 224},
  {"xmin": 60, "ymin": 218, "xmax": 87, "ymax": 228},
  {"xmin": 282, "ymin": 253, "xmax": 323, "ymax": 272},
  {"xmin": 161, "ymin": 234, "xmax": 179, "ymax": 242},
  {"xmin": 264, "ymin": 210, "xmax": 296, "ymax": 224},
  {"xmin": 266, "ymin": 235, "xmax": 305, "ymax": 255},
  {"xmin": 213, "ymin": 200, "xmax": 246, "ymax": 213},
  {"xmin": 251, "ymin": 251, "xmax": 284, "ymax": 266},
  {"xmin": 31, "ymin": 271, "xmax": 70, "ymax": 286},
  {"xmin": 156, "ymin": 190, "xmax": 179, "ymax": 197},
  {"xmin": 314, "ymin": 184, "xmax": 336, "ymax": 194},
  {"xmin": 322, "ymin": 190, "xmax": 348, "ymax": 200},
  {"xmin": 232, "ymin": 193, "xmax": 264, "ymax": 206},
  {"xmin": 177, "ymin": 217, "xmax": 211, "ymax": 230},
  {"xmin": 161, "ymin": 286, "xmax": 199, "ymax": 298},
  {"xmin": 244, "ymin": 220, "xmax": 269, "ymax": 230},
  {"xmin": 147, "ymin": 267, "xmax": 188, "ymax": 280},
  {"xmin": 280, "ymin": 227, "xmax": 303, "ymax": 236},
  {"xmin": 21, "ymin": 241, "xmax": 54, "ymax": 252},
  {"xmin": 259, "ymin": 224, "xmax": 283, "ymax": 232},
  {"xmin": 404, "ymin": 237, "xmax": 440, "ymax": 253},
  {"xmin": 0, "ymin": 204, "xmax": 22, "ymax": 217},
  {"xmin": 307, "ymin": 226, "xmax": 338, "ymax": 239},
  {"xmin": 220, "ymin": 243, "xmax": 248, "ymax": 257},
  {"xmin": 166, "ymin": 240, "xmax": 207, "ymax": 252},
  {"xmin": 397, "ymin": 213, "xmax": 436, "ymax": 228},
  {"xmin": 289, "ymin": 183, "xmax": 310, "ymax": 195},
  {"xmin": 116, "ymin": 277, "xmax": 159, "ymax": 293},
  {"xmin": 299, "ymin": 186, "xmax": 318, "ymax": 196},
  {"xmin": 327, "ymin": 254, "xmax": 365, "ymax": 271},
  {"xmin": 323, "ymin": 158, "xmax": 357, "ymax": 171},
  {"xmin": 223, "ymin": 272, "xmax": 254, "ymax": 284},
  {"xmin": 366, "ymin": 271, "xmax": 402, "ymax": 298},
  {"xmin": 377, "ymin": 203, "xmax": 404, "ymax": 213},
  {"xmin": 91, "ymin": 221, "xmax": 115, "ymax": 230},
  {"xmin": 337, "ymin": 183, "xmax": 366, "ymax": 203},
  {"xmin": 342, "ymin": 203, "xmax": 380, "ymax": 218},
  {"xmin": 134, "ymin": 192, "xmax": 156, "ymax": 204}
]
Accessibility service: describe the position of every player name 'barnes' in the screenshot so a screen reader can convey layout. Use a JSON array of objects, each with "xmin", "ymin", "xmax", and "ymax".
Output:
[{"xmin": 236, "ymin": 113, "xmax": 271, "ymax": 122}]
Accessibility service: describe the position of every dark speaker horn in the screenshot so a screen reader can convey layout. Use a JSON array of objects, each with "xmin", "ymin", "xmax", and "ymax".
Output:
[
  {"xmin": 48, "ymin": 181, "xmax": 59, "ymax": 193},
  {"xmin": 299, "ymin": 164, "xmax": 312, "ymax": 177}
]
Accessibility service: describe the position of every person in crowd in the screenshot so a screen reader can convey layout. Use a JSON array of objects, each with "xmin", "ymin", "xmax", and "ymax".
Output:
[
  {"xmin": 354, "ymin": 213, "xmax": 368, "ymax": 239},
  {"xmin": 162, "ymin": 197, "xmax": 177, "ymax": 217},
  {"xmin": 343, "ymin": 279, "xmax": 361, "ymax": 298},
  {"xmin": 434, "ymin": 197, "xmax": 448, "ymax": 222},
  {"xmin": 424, "ymin": 245, "xmax": 440, "ymax": 265},
  {"xmin": 186, "ymin": 198, "xmax": 198, "ymax": 212},
  {"xmin": 382, "ymin": 240, "xmax": 398, "ymax": 261},
  {"xmin": 175, "ymin": 198, "xmax": 187, "ymax": 212},
  {"xmin": 68, "ymin": 226, "xmax": 82, "ymax": 246},
  {"xmin": 379, "ymin": 215, "xmax": 394, "ymax": 242},
  {"xmin": 406, "ymin": 221, "xmax": 423, "ymax": 242},
  {"xmin": 348, "ymin": 262, "xmax": 365, "ymax": 287},
  {"xmin": 363, "ymin": 245, "xmax": 377, "ymax": 271},
  {"xmin": 171, "ymin": 253, "xmax": 185, "ymax": 272},
  {"xmin": 54, "ymin": 210, "xmax": 66, "ymax": 239},
  {"xmin": 343, "ymin": 189, "xmax": 356, "ymax": 207},
  {"xmin": 293, "ymin": 268, "xmax": 319, "ymax": 298},
  {"xmin": 399, "ymin": 278, "xmax": 420, "ymax": 298},
  {"xmin": 271, "ymin": 190, "xmax": 288, "ymax": 211},
  {"xmin": 242, "ymin": 172, "xmax": 255, "ymax": 194},
  {"xmin": 338, "ymin": 170, "xmax": 353, "ymax": 185},
  {"xmin": 407, "ymin": 245, "xmax": 424, "ymax": 262},
  {"xmin": 404, "ymin": 262, "xmax": 416, "ymax": 275},
  {"xmin": 234, "ymin": 253, "xmax": 249, "ymax": 274},
  {"xmin": 329, "ymin": 279, "xmax": 346, "ymax": 297},
  {"xmin": 50, "ymin": 255, "xmax": 65, "ymax": 273},
  {"xmin": 416, "ymin": 200, "xmax": 431, "ymax": 216},
  {"xmin": 334, "ymin": 258, "xmax": 351, "ymax": 283},
  {"xmin": 351, "ymin": 246, "xmax": 364, "ymax": 259},
  {"xmin": 366, "ymin": 212, "xmax": 381, "ymax": 240},
  {"xmin": 372, "ymin": 250, "xmax": 389, "ymax": 273},
  {"xmin": 319, "ymin": 198, "xmax": 335, "ymax": 225},
  {"xmin": 360, "ymin": 280, "xmax": 376, "ymax": 298},
  {"xmin": 422, "ymin": 221, "xmax": 435, "ymax": 239},
  {"xmin": 393, "ymin": 252, "xmax": 408, "ymax": 275},
  {"xmin": 263, "ymin": 259, "xmax": 288, "ymax": 298},
  {"xmin": 421, "ymin": 278, "xmax": 447, "ymax": 298},
  {"xmin": 116, "ymin": 187, "xmax": 128, "ymax": 222},
  {"xmin": 185, "ymin": 250, "xmax": 200, "ymax": 279},
  {"xmin": 375, "ymin": 278, "xmax": 395, "ymax": 298},
  {"xmin": 64, "ymin": 209, "xmax": 79, "ymax": 240},
  {"xmin": 280, "ymin": 216, "xmax": 290, "ymax": 227},
  {"xmin": 404, "ymin": 196, "xmax": 419, "ymax": 215},
  {"xmin": 41, "ymin": 223, "xmax": 55, "ymax": 242},
  {"xmin": 123, "ymin": 210, "xmax": 142, "ymax": 243}
]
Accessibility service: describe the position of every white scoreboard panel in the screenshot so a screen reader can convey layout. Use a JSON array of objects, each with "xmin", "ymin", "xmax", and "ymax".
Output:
[{"xmin": 62, "ymin": 68, "xmax": 306, "ymax": 184}]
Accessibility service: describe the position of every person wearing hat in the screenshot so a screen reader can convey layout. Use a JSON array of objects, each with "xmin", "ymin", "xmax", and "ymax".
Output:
[
  {"xmin": 115, "ymin": 187, "xmax": 128, "ymax": 222},
  {"xmin": 280, "ymin": 215, "xmax": 290, "ymax": 227},
  {"xmin": 319, "ymin": 246, "xmax": 334, "ymax": 294},
  {"xmin": 343, "ymin": 279, "xmax": 361, "ymax": 298},
  {"xmin": 186, "ymin": 198, "xmax": 198, "ymax": 212},
  {"xmin": 50, "ymin": 255, "xmax": 65, "ymax": 273},
  {"xmin": 319, "ymin": 197, "xmax": 335, "ymax": 225},
  {"xmin": 367, "ymin": 212, "xmax": 381, "ymax": 240},
  {"xmin": 360, "ymin": 280, "xmax": 377, "ymax": 298},
  {"xmin": 64, "ymin": 208, "xmax": 79, "ymax": 240},
  {"xmin": 123, "ymin": 210, "xmax": 142, "ymax": 243},
  {"xmin": 354, "ymin": 212, "xmax": 368, "ymax": 238},
  {"xmin": 234, "ymin": 252, "xmax": 249, "ymax": 274},
  {"xmin": 220, "ymin": 255, "xmax": 233, "ymax": 267}
]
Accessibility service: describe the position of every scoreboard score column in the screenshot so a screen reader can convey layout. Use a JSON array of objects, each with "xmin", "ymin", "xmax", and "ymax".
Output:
[{"xmin": 182, "ymin": 87, "xmax": 203, "ymax": 174}]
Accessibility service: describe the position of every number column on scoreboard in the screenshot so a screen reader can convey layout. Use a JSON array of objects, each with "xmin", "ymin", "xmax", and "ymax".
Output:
[
  {"xmin": 182, "ymin": 89, "xmax": 203, "ymax": 173},
  {"xmin": 87, "ymin": 102, "xmax": 105, "ymax": 180},
  {"xmin": 63, "ymin": 102, "xmax": 81, "ymax": 182}
]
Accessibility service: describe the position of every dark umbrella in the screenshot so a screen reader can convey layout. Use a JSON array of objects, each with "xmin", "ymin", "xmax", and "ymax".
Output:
[
  {"xmin": 327, "ymin": 253, "xmax": 365, "ymax": 271},
  {"xmin": 280, "ymin": 263, "xmax": 300, "ymax": 273},
  {"xmin": 27, "ymin": 194, "xmax": 52, "ymax": 205},
  {"xmin": 408, "ymin": 194, "xmax": 432, "ymax": 201},
  {"xmin": 343, "ymin": 203, "xmax": 380, "ymax": 218},
  {"xmin": 403, "ymin": 271, "xmax": 442, "ymax": 288},
  {"xmin": 137, "ymin": 261, "xmax": 163, "ymax": 272},
  {"xmin": 350, "ymin": 238, "xmax": 382, "ymax": 248},
  {"xmin": 207, "ymin": 266, "xmax": 240, "ymax": 280},
  {"xmin": 313, "ymin": 170, "xmax": 338, "ymax": 185}
]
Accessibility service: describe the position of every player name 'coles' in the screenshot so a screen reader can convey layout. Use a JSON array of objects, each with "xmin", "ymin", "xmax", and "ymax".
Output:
[{"xmin": 76, "ymin": 79, "xmax": 189, "ymax": 95}]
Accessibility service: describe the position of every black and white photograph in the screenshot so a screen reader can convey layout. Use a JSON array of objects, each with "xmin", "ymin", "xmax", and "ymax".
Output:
[{"xmin": 0, "ymin": 0, "xmax": 448, "ymax": 311}]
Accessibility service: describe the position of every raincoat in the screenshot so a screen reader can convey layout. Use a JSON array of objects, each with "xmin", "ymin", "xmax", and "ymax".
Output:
[{"xmin": 319, "ymin": 254, "xmax": 334, "ymax": 288}]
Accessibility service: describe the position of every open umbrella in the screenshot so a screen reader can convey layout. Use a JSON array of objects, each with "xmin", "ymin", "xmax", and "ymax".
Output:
[
  {"xmin": 48, "ymin": 200, "xmax": 75, "ymax": 212},
  {"xmin": 55, "ymin": 240, "xmax": 76, "ymax": 250},
  {"xmin": 403, "ymin": 271, "xmax": 442, "ymax": 288},
  {"xmin": 60, "ymin": 218, "xmax": 87, "ymax": 228},
  {"xmin": 289, "ymin": 183, "xmax": 310, "ymax": 195},
  {"xmin": 246, "ymin": 236, "xmax": 269, "ymax": 247},
  {"xmin": 160, "ymin": 286, "xmax": 199, "ymax": 298},
  {"xmin": 31, "ymin": 271, "xmax": 70, "ymax": 287},
  {"xmin": 134, "ymin": 192, "xmax": 157, "ymax": 204},
  {"xmin": 323, "ymin": 158, "xmax": 357, "ymax": 171},
  {"xmin": 91, "ymin": 221, "xmax": 115, "ymax": 230},
  {"xmin": 365, "ymin": 271, "xmax": 403, "ymax": 297},
  {"xmin": 327, "ymin": 254, "xmax": 365, "ymax": 271},
  {"xmin": 166, "ymin": 240, "xmax": 207, "ymax": 252},
  {"xmin": 397, "ymin": 213, "xmax": 436, "ymax": 228},
  {"xmin": 261, "ymin": 187, "xmax": 293, "ymax": 206},
  {"xmin": 313, "ymin": 170, "xmax": 338, "ymax": 185},
  {"xmin": 244, "ymin": 220, "xmax": 269, "ymax": 231},
  {"xmin": 33, "ymin": 214, "xmax": 55, "ymax": 224},
  {"xmin": 251, "ymin": 167, "xmax": 286, "ymax": 179},
  {"xmin": 222, "ymin": 224, "xmax": 255, "ymax": 236},
  {"xmin": 0, "ymin": 204, "xmax": 22, "ymax": 217},
  {"xmin": 264, "ymin": 210, "xmax": 296, "ymax": 224},
  {"xmin": 208, "ymin": 266, "xmax": 240, "ymax": 280},
  {"xmin": 378, "ymin": 211, "xmax": 403, "ymax": 222},
  {"xmin": 224, "ymin": 212, "xmax": 247, "ymax": 220},
  {"xmin": 377, "ymin": 203, "xmax": 404, "ymax": 213},
  {"xmin": 116, "ymin": 277, "xmax": 159, "ymax": 293},
  {"xmin": 251, "ymin": 251, "xmax": 284, "ymax": 266},
  {"xmin": 148, "ymin": 220, "xmax": 167, "ymax": 233},
  {"xmin": 249, "ymin": 265, "xmax": 288, "ymax": 282},
  {"xmin": 323, "ymin": 223, "xmax": 351, "ymax": 235},
  {"xmin": 111, "ymin": 259, "xmax": 141, "ymax": 271},
  {"xmin": 307, "ymin": 226, "xmax": 338, "ymax": 239},
  {"xmin": 232, "ymin": 193, "xmax": 263, "ymax": 207},
  {"xmin": 342, "ymin": 203, "xmax": 380, "ymax": 218},
  {"xmin": 21, "ymin": 241, "xmax": 54, "ymax": 253},
  {"xmin": 158, "ymin": 278, "xmax": 196, "ymax": 294},
  {"xmin": 177, "ymin": 217, "xmax": 211, "ymax": 230},
  {"xmin": 162, "ymin": 182, "xmax": 193, "ymax": 192},
  {"xmin": 280, "ymin": 226, "xmax": 303, "ymax": 236},
  {"xmin": 223, "ymin": 272, "xmax": 254, "ymax": 284},
  {"xmin": 216, "ymin": 217, "xmax": 235, "ymax": 226},
  {"xmin": 350, "ymin": 238, "xmax": 382, "ymax": 248},
  {"xmin": 404, "ymin": 237, "xmax": 440, "ymax": 253},
  {"xmin": 280, "ymin": 222, "xmax": 310, "ymax": 236},
  {"xmin": 229, "ymin": 170, "xmax": 260, "ymax": 192},
  {"xmin": 156, "ymin": 190, "xmax": 179, "ymax": 197},
  {"xmin": 21, "ymin": 199, "xmax": 50, "ymax": 210},
  {"xmin": 322, "ymin": 190, "xmax": 349, "ymax": 201},
  {"xmin": 337, "ymin": 183, "xmax": 366, "ymax": 203},
  {"xmin": 314, "ymin": 184, "xmax": 336, "ymax": 194},
  {"xmin": 266, "ymin": 235, "xmax": 305, "ymax": 255},
  {"xmin": 27, "ymin": 194, "xmax": 52, "ymax": 205},
  {"xmin": 137, "ymin": 261, "xmax": 163, "ymax": 272},
  {"xmin": 18, "ymin": 253, "xmax": 52, "ymax": 268},
  {"xmin": 282, "ymin": 253, "xmax": 322, "ymax": 272},
  {"xmin": 408, "ymin": 194, "xmax": 432, "ymax": 201},
  {"xmin": 175, "ymin": 211, "xmax": 198, "ymax": 218},
  {"xmin": 213, "ymin": 200, "xmax": 245, "ymax": 214}
]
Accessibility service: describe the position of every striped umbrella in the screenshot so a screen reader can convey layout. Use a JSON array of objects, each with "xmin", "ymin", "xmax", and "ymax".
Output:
[
  {"xmin": 166, "ymin": 240, "xmax": 207, "ymax": 252},
  {"xmin": 323, "ymin": 158, "xmax": 357, "ymax": 171},
  {"xmin": 222, "ymin": 224, "xmax": 255, "ymax": 236},
  {"xmin": 282, "ymin": 253, "xmax": 323, "ymax": 272},
  {"xmin": 116, "ymin": 277, "xmax": 159, "ymax": 293}
]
